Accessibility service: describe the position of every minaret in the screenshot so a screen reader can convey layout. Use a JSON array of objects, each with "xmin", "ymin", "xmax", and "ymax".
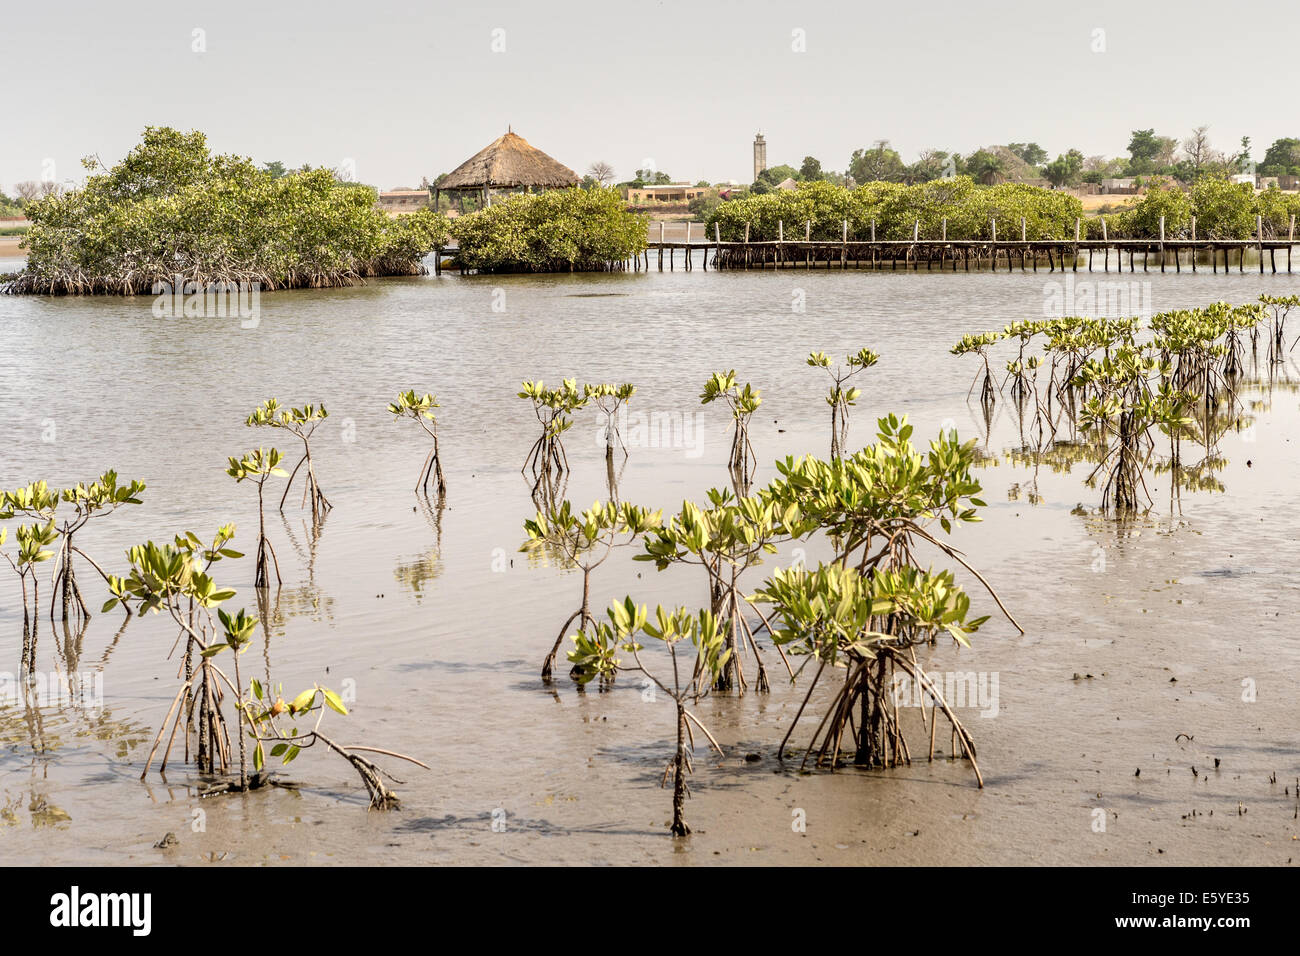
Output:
[{"xmin": 753, "ymin": 133, "xmax": 767, "ymax": 182}]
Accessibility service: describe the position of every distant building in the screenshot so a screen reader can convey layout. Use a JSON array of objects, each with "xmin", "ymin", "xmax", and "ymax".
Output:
[
  {"xmin": 1278, "ymin": 174, "xmax": 1300, "ymax": 191},
  {"xmin": 753, "ymin": 133, "xmax": 767, "ymax": 183},
  {"xmin": 1101, "ymin": 177, "xmax": 1137, "ymax": 194},
  {"xmin": 626, "ymin": 183, "xmax": 711, "ymax": 204},
  {"xmin": 377, "ymin": 189, "xmax": 430, "ymax": 214},
  {"xmin": 1258, "ymin": 176, "xmax": 1280, "ymax": 191},
  {"xmin": 774, "ymin": 177, "xmax": 798, "ymax": 191},
  {"xmin": 1229, "ymin": 173, "xmax": 1255, "ymax": 186}
]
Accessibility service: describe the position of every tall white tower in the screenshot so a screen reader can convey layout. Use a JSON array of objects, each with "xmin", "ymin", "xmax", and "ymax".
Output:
[{"xmin": 753, "ymin": 133, "xmax": 767, "ymax": 182}]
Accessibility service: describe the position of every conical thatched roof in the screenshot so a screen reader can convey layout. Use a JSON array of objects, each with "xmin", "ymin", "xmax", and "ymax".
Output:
[{"xmin": 436, "ymin": 131, "xmax": 580, "ymax": 191}]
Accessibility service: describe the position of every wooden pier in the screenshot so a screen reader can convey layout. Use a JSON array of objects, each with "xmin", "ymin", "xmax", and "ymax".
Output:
[{"xmin": 641, "ymin": 215, "xmax": 1299, "ymax": 274}]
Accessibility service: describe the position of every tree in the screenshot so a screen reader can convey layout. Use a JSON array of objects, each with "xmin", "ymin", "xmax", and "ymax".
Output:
[
  {"xmin": 262, "ymin": 160, "xmax": 287, "ymax": 179},
  {"xmin": 1182, "ymin": 125, "xmax": 1214, "ymax": 174},
  {"xmin": 1261, "ymin": 137, "xmax": 1300, "ymax": 176},
  {"xmin": 587, "ymin": 160, "xmax": 615, "ymax": 186},
  {"xmin": 14, "ymin": 180, "xmax": 42, "ymax": 203},
  {"xmin": 1008, "ymin": 142, "xmax": 1048, "ymax": 167},
  {"xmin": 1043, "ymin": 149, "xmax": 1084, "ymax": 188},
  {"xmin": 905, "ymin": 149, "xmax": 953, "ymax": 184},
  {"xmin": 848, "ymin": 140, "xmax": 905, "ymax": 184},
  {"xmin": 799, "ymin": 156, "xmax": 823, "ymax": 181},
  {"xmin": 1127, "ymin": 129, "xmax": 1163, "ymax": 175},
  {"xmin": 965, "ymin": 149, "xmax": 1007, "ymax": 185},
  {"xmin": 9, "ymin": 127, "xmax": 451, "ymax": 295}
]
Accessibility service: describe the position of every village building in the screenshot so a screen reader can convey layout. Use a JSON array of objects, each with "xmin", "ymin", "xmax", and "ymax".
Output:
[{"xmin": 626, "ymin": 183, "xmax": 711, "ymax": 204}]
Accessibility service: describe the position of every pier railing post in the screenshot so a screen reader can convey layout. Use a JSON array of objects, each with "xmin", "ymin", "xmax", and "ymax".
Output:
[
  {"xmin": 990, "ymin": 217, "xmax": 997, "ymax": 271},
  {"xmin": 841, "ymin": 219, "xmax": 848, "ymax": 269},
  {"xmin": 1258, "ymin": 214, "xmax": 1265, "ymax": 274},
  {"xmin": 1159, "ymin": 215, "xmax": 1165, "ymax": 273}
]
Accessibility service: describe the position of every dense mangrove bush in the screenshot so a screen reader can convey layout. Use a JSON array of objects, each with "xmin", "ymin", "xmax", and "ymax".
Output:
[
  {"xmin": 4, "ymin": 126, "xmax": 449, "ymax": 295},
  {"xmin": 450, "ymin": 187, "xmax": 647, "ymax": 273},
  {"xmin": 1088, "ymin": 177, "xmax": 1300, "ymax": 240},
  {"xmin": 707, "ymin": 178, "xmax": 1084, "ymax": 242}
]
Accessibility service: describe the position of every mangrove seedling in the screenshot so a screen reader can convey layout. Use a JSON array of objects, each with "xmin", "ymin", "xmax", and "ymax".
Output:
[
  {"xmin": 0, "ymin": 521, "xmax": 58, "ymax": 670},
  {"xmin": 518, "ymin": 378, "xmax": 589, "ymax": 480},
  {"xmin": 807, "ymin": 348, "xmax": 879, "ymax": 459},
  {"xmin": 47, "ymin": 471, "xmax": 145, "ymax": 623},
  {"xmin": 241, "ymin": 681, "xmax": 428, "ymax": 810},
  {"xmin": 700, "ymin": 370, "xmax": 762, "ymax": 490},
  {"xmin": 951, "ymin": 331, "xmax": 1002, "ymax": 406},
  {"xmin": 106, "ymin": 537, "xmax": 425, "ymax": 805},
  {"xmin": 246, "ymin": 399, "xmax": 332, "ymax": 521},
  {"xmin": 568, "ymin": 599, "xmax": 729, "ymax": 836},
  {"xmin": 637, "ymin": 490, "xmax": 802, "ymax": 694},
  {"xmin": 585, "ymin": 382, "xmax": 636, "ymax": 462},
  {"xmin": 753, "ymin": 416, "xmax": 1023, "ymax": 781},
  {"xmin": 226, "ymin": 447, "xmax": 288, "ymax": 587},
  {"xmin": 388, "ymin": 390, "xmax": 448, "ymax": 497},
  {"xmin": 521, "ymin": 499, "xmax": 661, "ymax": 681}
]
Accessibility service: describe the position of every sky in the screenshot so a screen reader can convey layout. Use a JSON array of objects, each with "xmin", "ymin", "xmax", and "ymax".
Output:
[{"xmin": 4, "ymin": 0, "xmax": 1298, "ymax": 193}]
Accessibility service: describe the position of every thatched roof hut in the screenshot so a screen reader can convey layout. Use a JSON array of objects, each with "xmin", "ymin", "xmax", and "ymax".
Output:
[{"xmin": 435, "ymin": 129, "xmax": 580, "ymax": 210}]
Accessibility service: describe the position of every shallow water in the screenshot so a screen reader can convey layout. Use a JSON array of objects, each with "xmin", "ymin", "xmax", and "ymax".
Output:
[{"xmin": 1, "ymin": 259, "xmax": 1298, "ymax": 865}]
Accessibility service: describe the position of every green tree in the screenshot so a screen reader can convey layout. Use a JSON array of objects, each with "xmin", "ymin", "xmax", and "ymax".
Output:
[
  {"xmin": 965, "ymin": 149, "xmax": 1007, "ymax": 185},
  {"xmin": 1128, "ymin": 129, "xmax": 1163, "ymax": 175},
  {"xmin": 1043, "ymin": 149, "xmax": 1084, "ymax": 188},
  {"xmin": 849, "ymin": 141, "xmax": 905, "ymax": 183},
  {"xmin": 1008, "ymin": 142, "xmax": 1048, "ymax": 167},
  {"xmin": 799, "ymin": 156, "xmax": 823, "ymax": 181}
]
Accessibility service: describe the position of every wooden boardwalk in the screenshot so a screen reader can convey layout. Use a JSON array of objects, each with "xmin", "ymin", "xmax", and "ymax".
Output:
[{"xmin": 641, "ymin": 217, "xmax": 1299, "ymax": 274}]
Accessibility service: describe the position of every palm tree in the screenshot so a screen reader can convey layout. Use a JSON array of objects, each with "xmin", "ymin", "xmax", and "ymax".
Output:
[{"xmin": 967, "ymin": 150, "xmax": 1007, "ymax": 185}]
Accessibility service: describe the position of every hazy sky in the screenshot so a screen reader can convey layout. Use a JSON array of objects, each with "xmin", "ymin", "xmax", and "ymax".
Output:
[{"xmin": 5, "ymin": 0, "xmax": 1297, "ymax": 192}]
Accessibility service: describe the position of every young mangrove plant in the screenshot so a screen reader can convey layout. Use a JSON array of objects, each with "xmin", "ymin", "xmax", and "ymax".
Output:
[
  {"xmin": 1072, "ymin": 347, "xmax": 1196, "ymax": 512},
  {"xmin": 700, "ymin": 370, "xmax": 762, "ymax": 491},
  {"xmin": 0, "ymin": 521, "xmax": 58, "ymax": 669},
  {"xmin": 568, "ymin": 599, "xmax": 728, "ymax": 836},
  {"xmin": 2, "ymin": 475, "xmax": 143, "ymax": 624},
  {"xmin": 246, "ymin": 399, "xmax": 332, "ymax": 522},
  {"xmin": 1258, "ymin": 294, "xmax": 1298, "ymax": 362},
  {"xmin": 951, "ymin": 331, "xmax": 1002, "ymax": 406},
  {"xmin": 521, "ymin": 499, "xmax": 661, "ymax": 682},
  {"xmin": 47, "ymin": 471, "xmax": 145, "ymax": 623},
  {"xmin": 518, "ymin": 378, "xmax": 589, "ymax": 482},
  {"xmin": 105, "ymin": 537, "xmax": 425, "ymax": 806},
  {"xmin": 807, "ymin": 348, "xmax": 879, "ymax": 459},
  {"xmin": 226, "ymin": 447, "xmax": 288, "ymax": 587},
  {"xmin": 388, "ymin": 390, "xmax": 448, "ymax": 498},
  {"xmin": 637, "ymin": 490, "xmax": 800, "ymax": 694},
  {"xmin": 585, "ymin": 382, "xmax": 636, "ymax": 463},
  {"xmin": 753, "ymin": 415, "xmax": 1022, "ymax": 782}
]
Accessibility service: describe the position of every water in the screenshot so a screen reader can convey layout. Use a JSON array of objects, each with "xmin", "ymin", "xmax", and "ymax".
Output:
[{"xmin": 1, "ymin": 260, "xmax": 1298, "ymax": 864}]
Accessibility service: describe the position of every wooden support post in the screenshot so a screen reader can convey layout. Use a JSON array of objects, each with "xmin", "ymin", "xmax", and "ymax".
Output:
[
  {"xmin": 1191, "ymin": 216, "xmax": 1197, "ymax": 272},
  {"xmin": 658, "ymin": 221, "xmax": 664, "ymax": 271},
  {"xmin": 991, "ymin": 218, "xmax": 997, "ymax": 272},
  {"xmin": 841, "ymin": 219, "xmax": 848, "ymax": 269},
  {"xmin": 744, "ymin": 222, "xmax": 751, "ymax": 269},
  {"xmin": 1258, "ymin": 215, "xmax": 1264, "ymax": 274},
  {"xmin": 1101, "ymin": 217, "xmax": 1108, "ymax": 272},
  {"xmin": 1159, "ymin": 215, "xmax": 1165, "ymax": 273},
  {"xmin": 1074, "ymin": 218, "xmax": 1081, "ymax": 272}
]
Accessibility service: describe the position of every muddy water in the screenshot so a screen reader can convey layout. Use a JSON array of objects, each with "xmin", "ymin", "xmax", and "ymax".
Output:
[{"xmin": 1, "ymin": 261, "xmax": 1298, "ymax": 865}]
